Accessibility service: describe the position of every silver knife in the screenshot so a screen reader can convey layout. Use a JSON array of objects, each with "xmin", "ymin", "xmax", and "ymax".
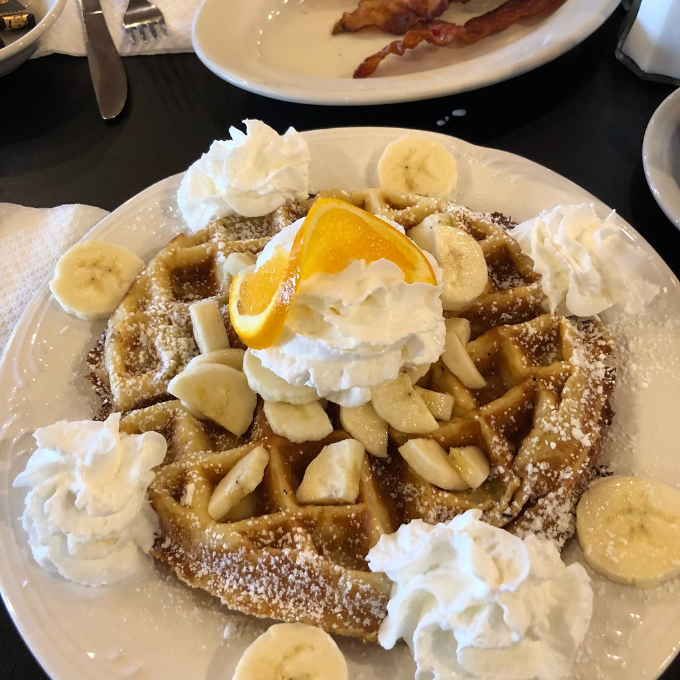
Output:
[{"xmin": 77, "ymin": 0, "xmax": 127, "ymax": 120}]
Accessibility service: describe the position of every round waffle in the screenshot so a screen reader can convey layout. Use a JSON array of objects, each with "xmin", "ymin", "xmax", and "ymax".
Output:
[{"xmin": 94, "ymin": 189, "xmax": 615, "ymax": 641}]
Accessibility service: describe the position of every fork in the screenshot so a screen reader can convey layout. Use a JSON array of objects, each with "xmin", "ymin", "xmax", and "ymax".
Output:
[{"xmin": 123, "ymin": 0, "xmax": 168, "ymax": 44}]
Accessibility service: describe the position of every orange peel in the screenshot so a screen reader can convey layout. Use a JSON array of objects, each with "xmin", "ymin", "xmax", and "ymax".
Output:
[{"xmin": 229, "ymin": 198, "xmax": 436, "ymax": 349}]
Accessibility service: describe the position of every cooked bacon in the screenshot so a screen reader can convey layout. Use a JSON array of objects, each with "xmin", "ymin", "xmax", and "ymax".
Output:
[
  {"xmin": 352, "ymin": 0, "xmax": 567, "ymax": 77},
  {"xmin": 333, "ymin": 0, "xmax": 456, "ymax": 36}
]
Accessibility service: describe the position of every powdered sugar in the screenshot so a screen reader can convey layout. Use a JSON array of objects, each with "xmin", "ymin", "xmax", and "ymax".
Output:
[{"xmin": 600, "ymin": 311, "xmax": 680, "ymax": 481}]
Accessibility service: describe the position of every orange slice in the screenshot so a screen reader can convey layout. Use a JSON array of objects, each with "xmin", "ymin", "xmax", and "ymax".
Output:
[{"xmin": 229, "ymin": 197, "xmax": 436, "ymax": 349}]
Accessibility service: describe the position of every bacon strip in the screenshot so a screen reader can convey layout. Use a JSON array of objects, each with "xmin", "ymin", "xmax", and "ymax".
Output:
[
  {"xmin": 353, "ymin": 0, "xmax": 567, "ymax": 78},
  {"xmin": 333, "ymin": 0, "xmax": 456, "ymax": 36}
]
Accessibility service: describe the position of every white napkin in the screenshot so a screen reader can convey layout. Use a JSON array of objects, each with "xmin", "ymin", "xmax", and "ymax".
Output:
[
  {"xmin": 34, "ymin": 0, "xmax": 199, "ymax": 57},
  {"xmin": 0, "ymin": 203, "xmax": 109, "ymax": 352},
  {"xmin": 617, "ymin": 0, "xmax": 680, "ymax": 84}
]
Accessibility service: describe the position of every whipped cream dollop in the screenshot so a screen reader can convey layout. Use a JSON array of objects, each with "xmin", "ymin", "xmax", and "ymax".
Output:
[
  {"xmin": 509, "ymin": 203, "xmax": 659, "ymax": 317},
  {"xmin": 249, "ymin": 217, "xmax": 445, "ymax": 407},
  {"xmin": 367, "ymin": 510, "xmax": 593, "ymax": 680},
  {"xmin": 177, "ymin": 119, "xmax": 311, "ymax": 231},
  {"xmin": 13, "ymin": 414, "xmax": 167, "ymax": 586}
]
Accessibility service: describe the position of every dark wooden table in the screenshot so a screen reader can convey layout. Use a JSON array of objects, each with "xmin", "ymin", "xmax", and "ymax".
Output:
[{"xmin": 1, "ymin": 5, "xmax": 679, "ymax": 679}]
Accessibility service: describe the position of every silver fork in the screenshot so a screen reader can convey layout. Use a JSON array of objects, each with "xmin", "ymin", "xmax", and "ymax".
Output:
[{"xmin": 123, "ymin": 0, "xmax": 168, "ymax": 44}]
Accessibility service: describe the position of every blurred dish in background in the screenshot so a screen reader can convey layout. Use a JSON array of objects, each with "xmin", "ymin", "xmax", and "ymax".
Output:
[
  {"xmin": 0, "ymin": 0, "xmax": 67, "ymax": 75},
  {"xmin": 0, "ymin": 0, "xmax": 36, "ymax": 33},
  {"xmin": 193, "ymin": 0, "xmax": 619, "ymax": 105},
  {"xmin": 643, "ymin": 88, "xmax": 680, "ymax": 230}
]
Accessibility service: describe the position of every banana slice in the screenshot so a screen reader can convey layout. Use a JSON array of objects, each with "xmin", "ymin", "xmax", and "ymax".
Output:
[
  {"xmin": 405, "ymin": 362, "xmax": 431, "ymax": 385},
  {"xmin": 446, "ymin": 317, "xmax": 471, "ymax": 344},
  {"xmin": 208, "ymin": 446, "xmax": 269, "ymax": 521},
  {"xmin": 49, "ymin": 241, "xmax": 144, "ymax": 320},
  {"xmin": 296, "ymin": 439, "xmax": 365, "ymax": 505},
  {"xmin": 441, "ymin": 318, "xmax": 486, "ymax": 389},
  {"xmin": 371, "ymin": 373, "xmax": 438, "ymax": 434},
  {"xmin": 168, "ymin": 363, "xmax": 256, "ymax": 436},
  {"xmin": 224, "ymin": 251, "xmax": 257, "ymax": 277},
  {"xmin": 409, "ymin": 217, "xmax": 488, "ymax": 310},
  {"xmin": 576, "ymin": 476, "xmax": 680, "ymax": 588},
  {"xmin": 223, "ymin": 492, "xmax": 260, "ymax": 522},
  {"xmin": 398, "ymin": 439, "xmax": 469, "ymax": 491},
  {"xmin": 233, "ymin": 623, "xmax": 348, "ymax": 680},
  {"xmin": 180, "ymin": 400, "xmax": 207, "ymax": 420},
  {"xmin": 378, "ymin": 136, "xmax": 457, "ymax": 197},
  {"xmin": 414, "ymin": 386, "xmax": 454, "ymax": 421},
  {"xmin": 243, "ymin": 350, "xmax": 318, "ymax": 405},
  {"xmin": 186, "ymin": 348, "xmax": 245, "ymax": 371},
  {"xmin": 432, "ymin": 225, "xmax": 488, "ymax": 311},
  {"xmin": 189, "ymin": 299, "xmax": 230, "ymax": 354},
  {"xmin": 263, "ymin": 401, "xmax": 333, "ymax": 443},
  {"xmin": 182, "ymin": 349, "xmax": 246, "ymax": 413},
  {"xmin": 407, "ymin": 215, "xmax": 438, "ymax": 253},
  {"xmin": 339, "ymin": 403, "xmax": 388, "ymax": 458},
  {"xmin": 449, "ymin": 445, "xmax": 490, "ymax": 489}
]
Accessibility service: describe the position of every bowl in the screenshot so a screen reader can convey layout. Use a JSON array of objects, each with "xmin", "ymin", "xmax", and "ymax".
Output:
[
  {"xmin": 0, "ymin": 0, "xmax": 68, "ymax": 76},
  {"xmin": 643, "ymin": 88, "xmax": 680, "ymax": 230}
]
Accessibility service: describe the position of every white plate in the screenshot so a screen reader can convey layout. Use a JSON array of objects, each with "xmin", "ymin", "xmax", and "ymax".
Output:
[
  {"xmin": 1, "ymin": 127, "xmax": 680, "ymax": 680},
  {"xmin": 643, "ymin": 88, "xmax": 680, "ymax": 230},
  {"xmin": 192, "ymin": 0, "xmax": 619, "ymax": 105}
]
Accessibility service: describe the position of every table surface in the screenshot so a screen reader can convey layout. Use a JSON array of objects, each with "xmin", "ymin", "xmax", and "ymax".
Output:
[{"xmin": 1, "ymin": 5, "xmax": 679, "ymax": 680}]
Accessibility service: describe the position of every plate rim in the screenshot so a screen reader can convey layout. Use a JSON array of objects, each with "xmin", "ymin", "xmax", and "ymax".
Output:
[
  {"xmin": 643, "ymin": 87, "xmax": 680, "ymax": 230},
  {"xmin": 1, "ymin": 126, "xmax": 679, "ymax": 680},
  {"xmin": 191, "ymin": 0, "xmax": 620, "ymax": 105}
]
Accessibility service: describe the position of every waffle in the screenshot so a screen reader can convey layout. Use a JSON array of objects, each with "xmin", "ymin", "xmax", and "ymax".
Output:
[
  {"xmin": 391, "ymin": 313, "xmax": 614, "ymax": 537},
  {"xmin": 96, "ymin": 189, "xmax": 615, "ymax": 641},
  {"xmin": 317, "ymin": 188, "xmax": 549, "ymax": 337},
  {"xmin": 91, "ymin": 189, "xmax": 544, "ymax": 412},
  {"xmin": 92, "ymin": 200, "xmax": 312, "ymax": 414},
  {"xmin": 126, "ymin": 406, "xmax": 393, "ymax": 640}
]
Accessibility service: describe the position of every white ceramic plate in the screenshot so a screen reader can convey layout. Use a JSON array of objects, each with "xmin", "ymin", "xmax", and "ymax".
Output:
[
  {"xmin": 192, "ymin": 0, "xmax": 619, "ymax": 105},
  {"xmin": 1, "ymin": 127, "xmax": 680, "ymax": 680},
  {"xmin": 643, "ymin": 88, "xmax": 680, "ymax": 230}
]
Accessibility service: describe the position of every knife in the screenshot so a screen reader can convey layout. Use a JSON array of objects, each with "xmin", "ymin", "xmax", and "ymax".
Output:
[{"xmin": 77, "ymin": 0, "xmax": 127, "ymax": 120}]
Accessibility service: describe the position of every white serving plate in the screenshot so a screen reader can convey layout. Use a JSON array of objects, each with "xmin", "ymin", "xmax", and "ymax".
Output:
[
  {"xmin": 192, "ymin": 0, "xmax": 619, "ymax": 105},
  {"xmin": 1, "ymin": 127, "xmax": 679, "ymax": 680},
  {"xmin": 643, "ymin": 88, "xmax": 680, "ymax": 230}
]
